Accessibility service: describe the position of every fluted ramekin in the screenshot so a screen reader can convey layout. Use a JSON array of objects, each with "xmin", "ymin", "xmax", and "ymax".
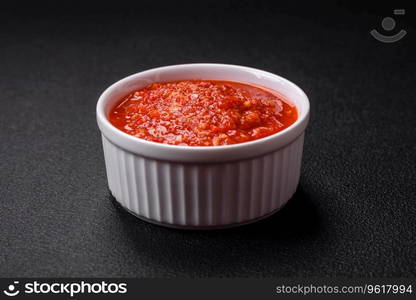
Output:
[{"xmin": 97, "ymin": 64, "xmax": 309, "ymax": 229}]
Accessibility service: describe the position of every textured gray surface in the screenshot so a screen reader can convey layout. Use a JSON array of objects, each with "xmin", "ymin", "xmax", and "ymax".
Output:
[{"xmin": 0, "ymin": 1, "xmax": 415, "ymax": 277}]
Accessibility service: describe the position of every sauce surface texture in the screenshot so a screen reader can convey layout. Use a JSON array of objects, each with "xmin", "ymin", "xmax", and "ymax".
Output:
[{"xmin": 109, "ymin": 80, "xmax": 297, "ymax": 146}]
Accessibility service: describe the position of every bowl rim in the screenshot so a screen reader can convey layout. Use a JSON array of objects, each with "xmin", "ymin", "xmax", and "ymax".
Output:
[{"xmin": 96, "ymin": 63, "xmax": 310, "ymax": 162}]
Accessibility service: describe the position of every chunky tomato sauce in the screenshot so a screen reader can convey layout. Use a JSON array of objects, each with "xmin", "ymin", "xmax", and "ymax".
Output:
[{"xmin": 109, "ymin": 80, "xmax": 297, "ymax": 146}]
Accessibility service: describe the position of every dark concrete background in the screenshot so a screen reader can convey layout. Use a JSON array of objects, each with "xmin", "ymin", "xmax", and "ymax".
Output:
[{"xmin": 0, "ymin": 0, "xmax": 415, "ymax": 277}]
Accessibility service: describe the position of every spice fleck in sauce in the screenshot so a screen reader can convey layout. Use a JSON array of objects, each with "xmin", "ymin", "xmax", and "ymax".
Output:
[{"xmin": 109, "ymin": 80, "xmax": 297, "ymax": 146}]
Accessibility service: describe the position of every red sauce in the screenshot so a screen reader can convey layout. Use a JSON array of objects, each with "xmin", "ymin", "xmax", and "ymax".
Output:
[{"xmin": 109, "ymin": 80, "xmax": 297, "ymax": 146}]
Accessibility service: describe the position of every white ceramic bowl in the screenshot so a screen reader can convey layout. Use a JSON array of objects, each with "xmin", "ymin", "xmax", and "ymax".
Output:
[{"xmin": 97, "ymin": 64, "xmax": 310, "ymax": 229}]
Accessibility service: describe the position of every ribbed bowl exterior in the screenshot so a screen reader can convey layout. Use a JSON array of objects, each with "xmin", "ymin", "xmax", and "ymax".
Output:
[{"xmin": 102, "ymin": 133, "xmax": 304, "ymax": 228}]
